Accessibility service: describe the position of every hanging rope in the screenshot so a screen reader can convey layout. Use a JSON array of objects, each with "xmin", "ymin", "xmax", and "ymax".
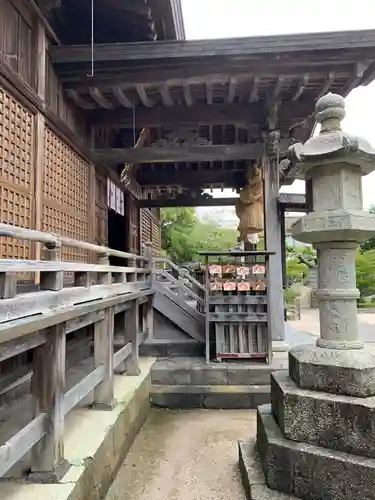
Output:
[{"xmin": 87, "ymin": 0, "xmax": 95, "ymax": 77}]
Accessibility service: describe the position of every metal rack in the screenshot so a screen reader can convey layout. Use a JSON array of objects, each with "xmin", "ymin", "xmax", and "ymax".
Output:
[{"xmin": 200, "ymin": 251, "xmax": 274, "ymax": 364}]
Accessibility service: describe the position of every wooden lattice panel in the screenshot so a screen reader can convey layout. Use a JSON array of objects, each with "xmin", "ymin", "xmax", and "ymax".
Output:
[
  {"xmin": 0, "ymin": 85, "xmax": 34, "ymax": 260},
  {"xmin": 0, "ymin": 86, "xmax": 33, "ymax": 190},
  {"xmin": 43, "ymin": 128, "xmax": 89, "ymax": 218},
  {"xmin": 151, "ymin": 219, "xmax": 161, "ymax": 256},
  {"xmin": 42, "ymin": 128, "xmax": 89, "ymax": 261},
  {"xmin": 0, "ymin": 185, "xmax": 32, "ymax": 259}
]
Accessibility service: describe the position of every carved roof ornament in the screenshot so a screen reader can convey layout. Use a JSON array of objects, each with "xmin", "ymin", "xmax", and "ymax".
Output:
[
  {"xmin": 149, "ymin": 128, "xmax": 212, "ymax": 148},
  {"xmin": 288, "ymin": 92, "xmax": 375, "ymax": 176}
]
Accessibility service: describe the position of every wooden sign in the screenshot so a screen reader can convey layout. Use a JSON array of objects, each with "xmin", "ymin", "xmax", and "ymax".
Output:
[{"xmin": 252, "ymin": 265, "xmax": 265, "ymax": 275}]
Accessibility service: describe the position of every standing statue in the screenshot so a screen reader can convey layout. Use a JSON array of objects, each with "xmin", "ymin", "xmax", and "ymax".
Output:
[{"xmin": 236, "ymin": 166, "xmax": 264, "ymax": 243}]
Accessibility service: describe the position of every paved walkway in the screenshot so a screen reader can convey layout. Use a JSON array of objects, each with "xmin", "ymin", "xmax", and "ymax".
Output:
[
  {"xmin": 288, "ymin": 308, "xmax": 375, "ymax": 345},
  {"xmin": 106, "ymin": 409, "xmax": 255, "ymax": 500}
]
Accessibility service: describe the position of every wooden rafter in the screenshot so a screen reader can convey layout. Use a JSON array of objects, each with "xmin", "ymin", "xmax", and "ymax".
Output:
[{"xmin": 89, "ymin": 100, "xmax": 315, "ymax": 130}]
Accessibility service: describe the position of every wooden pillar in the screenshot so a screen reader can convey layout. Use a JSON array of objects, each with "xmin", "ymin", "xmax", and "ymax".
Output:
[
  {"xmin": 30, "ymin": 242, "xmax": 68, "ymax": 482},
  {"xmin": 144, "ymin": 242, "xmax": 154, "ymax": 341},
  {"xmin": 124, "ymin": 299, "xmax": 141, "ymax": 376},
  {"xmin": 280, "ymin": 206, "xmax": 287, "ymax": 289},
  {"xmin": 93, "ymin": 308, "xmax": 116, "ymax": 409},
  {"xmin": 264, "ymin": 155, "xmax": 286, "ymax": 346},
  {"xmin": 33, "ymin": 20, "xmax": 46, "ymax": 271}
]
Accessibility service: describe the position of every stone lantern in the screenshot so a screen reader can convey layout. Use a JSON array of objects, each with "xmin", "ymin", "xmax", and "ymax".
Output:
[{"xmin": 239, "ymin": 94, "xmax": 375, "ymax": 500}]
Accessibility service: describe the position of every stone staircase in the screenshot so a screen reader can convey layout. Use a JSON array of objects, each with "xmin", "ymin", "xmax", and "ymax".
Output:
[{"xmin": 149, "ymin": 357, "xmax": 288, "ymax": 409}]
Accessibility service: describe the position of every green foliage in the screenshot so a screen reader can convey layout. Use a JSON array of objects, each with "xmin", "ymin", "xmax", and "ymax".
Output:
[
  {"xmin": 160, "ymin": 207, "xmax": 198, "ymax": 263},
  {"xmin": 160, "ymin": 207, "xmax": 238, "ymax": 264},
  {"xmin": 356, "ymin": 249, "xmax": 375, "ymax": 302},
  {"xmin": 284, "ymin": 287, "xmax": 298, "ymax": 304},
  {"xmin": 360, "ymin": 205, "xmax": 375, "ymax": 252}
]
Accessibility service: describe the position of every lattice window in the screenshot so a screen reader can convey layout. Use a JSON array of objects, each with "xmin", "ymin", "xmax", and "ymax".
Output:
[
  {"xmin": 0, "ymin": 185, "xmax": 31, "ymax": 259},
  {"xmin": 43, "ymin": 128, "xmax": 89, "ymax": 218},
  {"xmin": 0, "ymin": 86, "xmax": 33, "ymax": 190},
  {"xmin": 42, "ymin": 128, "xmax": 89, "ymax": 262},
  {"xmin": 0, "ymin": 86, "xmax": 33, "ymax": 260}
]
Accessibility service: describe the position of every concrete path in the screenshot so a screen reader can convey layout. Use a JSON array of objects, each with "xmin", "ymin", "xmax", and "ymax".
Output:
[
  {"xmin": 106, "ymin": 409, "xmax": 256, "ymax": 500},
  {"xmin": 288, "ymin": 309, "xmax": 375, "ymax": 345}
]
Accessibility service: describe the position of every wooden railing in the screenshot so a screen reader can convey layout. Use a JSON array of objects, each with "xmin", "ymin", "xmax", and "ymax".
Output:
[
  {"xmin": 153, "ymin": 257, "xmax": 206, "ymax": 312},
  {"xmin": 0, "ymin": 223, "xmax": 154, "ymax": 482}
]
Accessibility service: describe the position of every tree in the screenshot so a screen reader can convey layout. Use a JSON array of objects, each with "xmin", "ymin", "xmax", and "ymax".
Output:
[
  {"xmin": 161, "ymin": 207, "xmax": 198, "ymax": 263},
  {"xmin": 360, "ymin": 205, "xmax": 375, "ymax": 252},
  {"xmin": 356, "ymin": 249, "xmax": 375, "ymax": 302}
]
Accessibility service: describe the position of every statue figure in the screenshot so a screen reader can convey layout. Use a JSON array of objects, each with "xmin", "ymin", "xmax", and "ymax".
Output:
[{"xmin": 236, "ymin": 166, "xmax": 264, "ymax": 242}]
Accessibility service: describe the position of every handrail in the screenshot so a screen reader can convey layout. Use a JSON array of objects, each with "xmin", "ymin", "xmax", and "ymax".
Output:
[
  {"xmin": 157, "ymin": 269, "xmax": 205, "ymax": 306},
  {"xmin": 0, "ymin": 225, "xmax": 154, "ymax": 481},
  {"xmin": 0, "ymin": 223, "xmax": 147, "ymax": 261},
  {"xmin": 154, "ymin": 257, "xmax": 206, "ymax": 293}
]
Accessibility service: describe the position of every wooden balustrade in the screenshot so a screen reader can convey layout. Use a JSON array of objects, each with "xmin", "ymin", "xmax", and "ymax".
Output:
[{"xmin": 0, "ymin": 224, "xmax": 154, "ymax": 482}]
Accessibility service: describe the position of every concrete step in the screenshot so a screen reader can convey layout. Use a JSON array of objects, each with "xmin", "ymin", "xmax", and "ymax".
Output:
[
  {"xmin": 140, "ymin": 339, "xmax": 204, "ymax": 358},
  {"xmin": 151, "ymin": 357, "xmax": 288, "ymax": 386},
  {"xmin": 149, "ymin": 356, "xmax": 288, "ymax": 409},
  {"xmin": 150, "ymin": 384, "xmax": 271, "ymax": 409}
]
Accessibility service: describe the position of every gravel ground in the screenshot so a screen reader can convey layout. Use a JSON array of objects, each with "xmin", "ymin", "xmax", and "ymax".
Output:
[{"xmin": 106, "ymin": 409, "xmax": 256, "ymax": 500}]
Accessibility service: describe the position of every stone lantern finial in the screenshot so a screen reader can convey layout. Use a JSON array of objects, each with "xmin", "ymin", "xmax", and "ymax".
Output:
[{"xmin": 315, "ymin": 92, "xmax": 345, "ymax": 133}]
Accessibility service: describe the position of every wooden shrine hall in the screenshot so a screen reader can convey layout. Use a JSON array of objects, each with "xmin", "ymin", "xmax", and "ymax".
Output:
[
  {"xmin": 2, "ymin": 1, "xmax": 375, "ymax": 494},
  {"xmin": 48, "ymin": 28, "xmax": 375, "ymax": 348}
]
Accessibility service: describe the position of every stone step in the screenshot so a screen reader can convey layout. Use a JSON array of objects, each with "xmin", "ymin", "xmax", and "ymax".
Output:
[
  {"xmin": 238, "ymin": 439, "xmax": 298, "ymax": 500},
  {"xmin": 151, "ymin": 356, "xmax": 288, "ymax": 386},
  {"xmin": 140, "ymin": 340, "xmax": 204, "ymax": 358},
  {"xmin": 257, "ymin": 404, "xmax": 375, "ymax": 500},
  {"xmin": 271, "ymin": 370, "xmax": 375, "ymax": 458},
  {"xmin": 150, "ymin": 384, "xmax": 270, "ymax": 409}
]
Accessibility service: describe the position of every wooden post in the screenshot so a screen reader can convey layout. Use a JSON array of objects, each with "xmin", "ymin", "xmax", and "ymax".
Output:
[
  {"xmin": 124, "ymin": 299, "xmax": 141, "ymax": 376},
  {"xmin": 98, "ymin": 253, "xmax": 112, "ymax": 285},
  {"xmin": 30, "ymin": 322, "xmax": 69, "ymax": 482},
  {"xmin": 144, "ymin": 242, "xmax": 154, "ymax": 341},
  {"xmin": 33, "ymin": 20, "xmax": 46, "ymax": 278},
  {"xmin": 92, "ymin": 308, "xmax": 117, "ymax": 409},
  {"xmin": 280, "ymin": 206, "xmax": 287, "ymax": 290},
  {"xmin": 263, "ymin": 154, "xmax": 287, "ymax": 351},
  {"xmin": 0, "ymin": 272, "xmax": 17, "ymax": 298},
  {"xmin": 40, "ymin": 242, "xmax": 63, "ymax": 291},
  {"xmin": 30, "ymin": 238, "xmax": 68, "ymax": 482}
]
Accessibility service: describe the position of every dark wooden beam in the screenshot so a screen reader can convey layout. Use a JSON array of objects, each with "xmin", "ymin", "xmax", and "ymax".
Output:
[
  {"xmin": 137, "ymin": 169, "xmax": 243, "ymax": 187},
  {"xmin": 136, "ymin": 196, "xmax": 239, "ymax": 208},
  {"xmin": 94, "ymin": 143, "xmax": 267, "ymax": 165},
  {"xmin": 90, "ymin": 100, "xmax": 314, "ymax": 129},
  {"xmin": 135, "ymin": 192, "xmax": 307, "ymax": 208},
  {"xmin": 50, "ymin": 30, "xmax": 375, "ymax": 64},
  {"xmin": 278, "ymin": 193, "xmax": 306, "ymax": 212}
]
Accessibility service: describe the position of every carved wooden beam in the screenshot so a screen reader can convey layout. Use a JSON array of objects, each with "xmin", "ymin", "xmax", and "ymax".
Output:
[{"xmin": 93, "ymin": 143, "xmax": 267, "ymax": 165}]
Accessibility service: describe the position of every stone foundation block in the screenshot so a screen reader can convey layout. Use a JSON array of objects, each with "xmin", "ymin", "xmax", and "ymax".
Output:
[
  {"xmin": 271, "ymin": 370, "xmax": 375, "ymax": 458},
  {"xmin": 257, "ymin": 404, "xmax": 375, "ymax": 500},
  {"xmin": 289, "ymin": 344, "xmax": 375, "ymax": 397},
  {"xmin": 238, "ymin": 439, "xmax": 298, "ymax": 500}
]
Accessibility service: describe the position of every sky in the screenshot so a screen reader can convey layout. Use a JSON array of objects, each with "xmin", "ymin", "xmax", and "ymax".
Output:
[{"xmin": 180, "ymin": 0, "xmax": 375, "ymax": 221}]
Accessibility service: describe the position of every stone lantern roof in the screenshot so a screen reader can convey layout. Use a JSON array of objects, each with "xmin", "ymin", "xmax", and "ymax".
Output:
[
  {"xmin": 289, "ymin": 92, "xmax": 375, "ymax": 177},
  {"xmin": 289, "ymin": 92, "xmax": 375, "ymax": 245}
]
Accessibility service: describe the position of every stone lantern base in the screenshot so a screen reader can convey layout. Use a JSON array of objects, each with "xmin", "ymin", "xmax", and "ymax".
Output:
[{"xmin": 239, "ymin": 344, "xmax": 375, "ymax": 500}]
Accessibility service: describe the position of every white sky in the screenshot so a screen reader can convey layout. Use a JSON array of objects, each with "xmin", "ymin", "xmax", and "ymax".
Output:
[{"xmin": 181, "ymin": 0, "xmax": 375, "ymax": 214}]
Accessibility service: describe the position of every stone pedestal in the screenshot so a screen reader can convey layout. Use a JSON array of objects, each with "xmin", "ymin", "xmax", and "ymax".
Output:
[{"xmin": 239, "ymin": 93, "xmax": 375, "ymax": 500}]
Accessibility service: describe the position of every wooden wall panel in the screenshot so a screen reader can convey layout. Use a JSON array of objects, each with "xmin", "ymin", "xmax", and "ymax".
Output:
[
  {"xmin": 140, "ymin": 208, "xmax": 161, "ymax": 256},
  {"xmin": 0, "ymin": 84, "xmax": 34, "ymax": 259},
  {"xmin": 0, "ymin": 0, "xmax": 33, "ymax": 87},
  {"xmin": 95, "ymin": 170, "xmax": 108, "ymax": 246},
  {"xmin": 42, "ymin": 127, "xmax": 90, "ymax": 261}
]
